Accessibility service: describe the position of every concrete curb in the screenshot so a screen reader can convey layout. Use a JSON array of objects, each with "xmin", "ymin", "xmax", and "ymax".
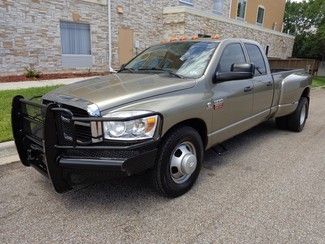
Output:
[
  {"xmin": 0, "ymin": 76, "xmax": 98, "ymax": 91},
  {"xmin": 0, "ymin": 141, "xmax": 19, "ymax": 165}
]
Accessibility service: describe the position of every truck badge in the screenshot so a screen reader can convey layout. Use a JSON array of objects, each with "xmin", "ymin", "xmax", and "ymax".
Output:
[
  {"xmin": 207, "ymin": 99, "xmax": 224, "ymax": 110},
  {"xmin": 213, "ymin": 99, "xmax": 224, "ymax": 110}
]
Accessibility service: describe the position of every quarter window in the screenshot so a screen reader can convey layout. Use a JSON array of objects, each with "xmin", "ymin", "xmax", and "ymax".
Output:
[
  {"xmin": 256, "ymin": 7, "xmax": 265, "ymax": 25},
  {"xmin": 60, "ymin": 21, "xmax": 91, "ymax": 55},
  {"xmin": 245, "ymin": 44, "xmax": 267, "ymax": 75},
  {"xmin": 237, "ymin": 0, "xmax": 247, "ymax": 20},
  {"xmin": 218, "ymin": 43, "xmax": 246, "ymax": 73}
]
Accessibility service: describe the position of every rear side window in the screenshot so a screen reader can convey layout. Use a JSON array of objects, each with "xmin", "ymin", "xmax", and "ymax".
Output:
[
  {"xmin": 245, "ymin": 44, "xmax": 267, "ymax": 75},
  {"xmin": 218, "ymin": 43, "xmax": 246, "ymax": 72}
]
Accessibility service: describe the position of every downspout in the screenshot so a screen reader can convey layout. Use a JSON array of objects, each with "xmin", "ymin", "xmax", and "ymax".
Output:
[{"xmin": 107, "ymin": 0, "xmax": 115, "ymax": 72}]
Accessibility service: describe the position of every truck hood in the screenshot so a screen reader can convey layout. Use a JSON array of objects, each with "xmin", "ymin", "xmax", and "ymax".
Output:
[{"xmin": 43, "ymin": 73, "xmax": 196, "ymax": 113}]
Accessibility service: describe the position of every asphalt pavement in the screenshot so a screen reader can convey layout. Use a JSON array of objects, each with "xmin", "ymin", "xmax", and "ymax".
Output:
[{"xmin": 1, "ymin": 89, "xmax": 324, "ymax": 243}]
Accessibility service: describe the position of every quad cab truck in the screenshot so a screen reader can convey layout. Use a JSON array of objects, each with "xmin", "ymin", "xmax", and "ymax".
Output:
[{"xmin": 12, "ymin": 38, "xmax": 312, "ymax": 197}]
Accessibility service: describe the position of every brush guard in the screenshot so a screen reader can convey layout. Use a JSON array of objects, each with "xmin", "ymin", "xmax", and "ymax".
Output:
[
  {"xmin": 12, "ymin": 96, "xmax": 72, "ymax": 192},
  {"xmin": 11, "ymin": 96, "xmax": 160, "ymax": 193}
]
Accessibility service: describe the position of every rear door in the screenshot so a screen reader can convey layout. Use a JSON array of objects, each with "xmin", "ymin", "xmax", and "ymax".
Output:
[
  {"xmin": 244, "ymin": 43, "xmax": 273, "ymax": 118},
  {"xmin": 211, "ymin": 43, "xmax": 254, "ymax": 142}
]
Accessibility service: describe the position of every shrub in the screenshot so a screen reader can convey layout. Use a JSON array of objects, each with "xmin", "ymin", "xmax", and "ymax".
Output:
[{"xmin": 24, "ymin": 67, "xmax": 41, "ymax": 79}]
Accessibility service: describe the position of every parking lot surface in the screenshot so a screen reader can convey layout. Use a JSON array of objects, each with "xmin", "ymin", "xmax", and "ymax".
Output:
[{"xmin": 1, "ymin": 90, "xmax": 324, "ymax": 243}]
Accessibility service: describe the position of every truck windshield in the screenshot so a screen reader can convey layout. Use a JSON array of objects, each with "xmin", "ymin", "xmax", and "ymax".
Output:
[{"xmin": 121, "ymin": 41, "xmax": 219, "ymax": 79}]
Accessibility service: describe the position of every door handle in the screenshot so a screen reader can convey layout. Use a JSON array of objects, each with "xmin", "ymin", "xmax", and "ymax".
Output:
[
  {"xmin": 244, "ymin": 86, "xmax": 253, "ymax": 92},
  {"xmin": 266, "ymin": 81, "xmax": 273, "ymax": 87}
]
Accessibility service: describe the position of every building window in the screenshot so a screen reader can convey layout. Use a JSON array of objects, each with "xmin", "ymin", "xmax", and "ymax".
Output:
[
  {"xmin": 213, "ymin": 0, "xmax": 224, "ymax": 15},
  {"xmin": 179, "ymin": 0, "xmax": 193, "ymax": 6},
  {"xmin": 237, "ymin": 0, "xmax": 246, "ymax": 20},
  {"xmin": 256, "ymin": 6, "xmax": 265, "ymax": 26},
  {"xmin": 60, "ymin": 21, "xmax": 91, "ymax": 55}
]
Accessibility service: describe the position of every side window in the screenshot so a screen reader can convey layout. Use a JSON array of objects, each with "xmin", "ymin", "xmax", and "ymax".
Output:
[
  {"xmin": 244, "ymin": 44, "xmax": 267, "ymax": 75},
  {"xmin": 218, "ymin": 43, "xmax": 246, "ymax": 72}
]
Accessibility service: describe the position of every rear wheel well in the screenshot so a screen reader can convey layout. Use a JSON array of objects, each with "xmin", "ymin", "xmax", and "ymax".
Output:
[
  {"xmin": 301, "ymin": 87, "xmax": 310, "ymax": 101},
  {"xmin": 163, "ymin": 119, "xmax": 208, "ymax": 149}
]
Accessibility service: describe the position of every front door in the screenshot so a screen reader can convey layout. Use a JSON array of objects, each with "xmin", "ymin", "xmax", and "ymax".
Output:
[
  {"xmin": 210, "ymin": 43, "xmax": 254, "ymax": 143},
  {"xmin": 118, "ymin": 27, "xmax": 134, "ymax": 66}
]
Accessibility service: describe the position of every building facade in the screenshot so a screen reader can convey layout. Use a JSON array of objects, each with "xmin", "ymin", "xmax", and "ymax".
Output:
[{"xmin": 0, "ymin": 0, "xmax": 294, "ymax": 75}]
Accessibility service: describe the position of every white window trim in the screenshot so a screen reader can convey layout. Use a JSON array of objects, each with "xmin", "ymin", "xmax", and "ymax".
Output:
[
  {"xmin": 256, "ymin": 5, "xmax": 265, "ymax": 26},
  {"xmin": 179, "ymin": 0, "xmax": 193, "ymax": 6},
  {"xmin": 236, "ymin": 0, "xmax": 247, "ymax": 21}
]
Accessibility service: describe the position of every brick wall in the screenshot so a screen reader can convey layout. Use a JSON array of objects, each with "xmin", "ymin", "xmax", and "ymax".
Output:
[
  {"xmin": 0, "ymin": 0, "xmax": 293, "ymax": 75},
  {"xmin": 163, "ymin": 7, "xmax": 294, "ymax": 59},
  {"xmin": 0, "ymin": 0, "xmax": 108, "ymax": 75},
  {"xmin": 109, "ymin": 0, "xmax": 232, "ymax": 67}
]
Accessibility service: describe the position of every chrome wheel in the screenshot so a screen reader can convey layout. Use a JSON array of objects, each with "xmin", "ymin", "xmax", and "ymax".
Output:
[
  {"xmin": 169, "ymin": 141, "xmax": 197, "ymax": 184},
  {"xmin": 300, "ymin": 104, "xmax": 306, "ymax": 125}
]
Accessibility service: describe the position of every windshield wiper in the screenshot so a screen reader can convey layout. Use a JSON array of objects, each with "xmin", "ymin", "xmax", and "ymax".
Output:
[
  {"xmin": 137, "ymin": 68, "xmax": 184, "ymax": 78},
  {"xmin": 119, "ymin": 67, "xmax": 135, "ymax": 73},
  {"xmin": 165, "ymin": 70, "xmax": 184, "ymax": 79}
]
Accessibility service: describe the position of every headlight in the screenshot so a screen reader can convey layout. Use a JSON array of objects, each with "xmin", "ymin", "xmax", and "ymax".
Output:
[{"xmin": 103, "ymin": 111, "xmax": 159, "ymax": 140}]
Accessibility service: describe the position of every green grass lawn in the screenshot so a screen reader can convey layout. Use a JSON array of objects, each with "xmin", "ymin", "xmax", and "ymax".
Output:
[
  {"xmin": 312, "ymin": 76, "xmax": 325, "ymax": 87},
  {"xmin": 0, "ymin": 86, "xmax": 60, "ymax": 142}
]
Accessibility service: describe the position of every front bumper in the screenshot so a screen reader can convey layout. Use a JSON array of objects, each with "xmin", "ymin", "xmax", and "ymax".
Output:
[
  {"xmin": 58, "ymin": 142, "xmax": 158, "ymax": 174},
  {"xmin": 11, "ymin": 96, "xmax": 159, "ymax": 193}
]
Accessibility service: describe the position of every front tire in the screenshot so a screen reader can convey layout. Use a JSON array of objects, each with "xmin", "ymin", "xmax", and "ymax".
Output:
[{"xmin": 152, "ymin": 126, "xmax": 204, "ymax": 198}]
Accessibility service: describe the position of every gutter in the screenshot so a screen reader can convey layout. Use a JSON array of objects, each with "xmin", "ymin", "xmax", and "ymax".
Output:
[{"xmin": 107, "ymin": 0, "xmax": 115, "ymax": 72}]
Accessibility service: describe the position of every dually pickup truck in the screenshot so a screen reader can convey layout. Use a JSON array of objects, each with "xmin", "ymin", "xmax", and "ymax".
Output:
[{"xmin": 12, "ymin": 38, "xmax": 312, "ymax": 197}]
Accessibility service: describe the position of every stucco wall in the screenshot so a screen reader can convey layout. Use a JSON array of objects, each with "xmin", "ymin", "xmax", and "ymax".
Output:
[{"xmin": 230, "ymin": 0, "xmax": 286, "ymax": 32}]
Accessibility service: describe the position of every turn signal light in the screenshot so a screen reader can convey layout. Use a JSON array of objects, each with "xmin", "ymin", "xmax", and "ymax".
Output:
[
  {"xmin": 169, "ymin": 37, "xmax": 178, "ymax": 42},
  {"xmin": 179, "ymin": 36, "xmax": 188, "ymax": 41}
]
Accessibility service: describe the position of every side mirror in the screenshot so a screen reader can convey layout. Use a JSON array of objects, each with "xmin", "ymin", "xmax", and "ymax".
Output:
[{"xmin": 214, "ymin": 63, "xmax": 255, "ymax": 82}]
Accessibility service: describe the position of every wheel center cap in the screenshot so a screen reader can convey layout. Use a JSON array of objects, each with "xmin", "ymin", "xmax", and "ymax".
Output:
[{"xmin": 181, "ymin": 153, "xmax": 197, "ymax": 175}]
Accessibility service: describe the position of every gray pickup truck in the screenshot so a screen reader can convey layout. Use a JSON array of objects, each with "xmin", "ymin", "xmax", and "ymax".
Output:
[{"xmin": 12, "ymin": 38, "xmax": 312, "ymax": 197}]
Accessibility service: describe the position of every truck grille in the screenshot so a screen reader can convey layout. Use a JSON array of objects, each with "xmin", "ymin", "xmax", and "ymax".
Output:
[{"xmin": 43, "ymin": 100, "xmax": 92, "ymax": 145}]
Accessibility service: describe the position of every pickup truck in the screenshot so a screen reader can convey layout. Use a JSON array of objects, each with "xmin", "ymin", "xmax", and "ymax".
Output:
[{"xmin": 12, "ymin": 38, "xmax": 312, "ymax": 197}]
